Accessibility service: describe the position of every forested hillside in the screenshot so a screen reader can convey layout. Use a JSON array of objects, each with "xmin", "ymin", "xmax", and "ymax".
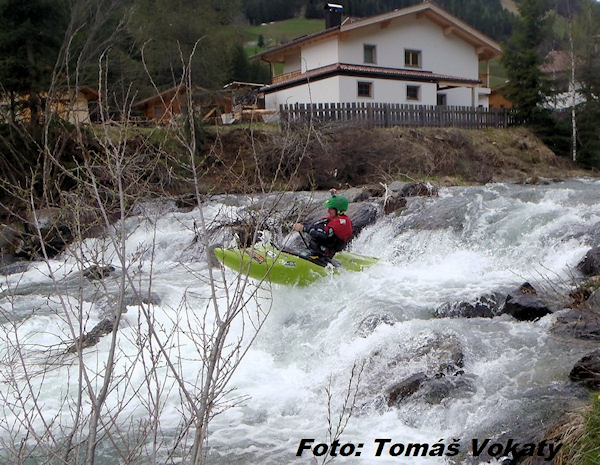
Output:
[{"xmin": 243, "ymin": 0, "xmax": 515, "ymax": 41}]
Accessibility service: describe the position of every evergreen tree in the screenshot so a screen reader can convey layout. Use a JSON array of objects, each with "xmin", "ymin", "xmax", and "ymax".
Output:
[
  {"xmin": 230, "ymin": 42, "xmax": 250, "ymax": 82},
  {"xmin": 126, "ymin": 0, "xmax": 239, "ymax": 94},
  {"xmin": 573, "ymin": 0, "xmax": 600, "ymax": 168},
  {"xmin": 501, "ymin": 0, "xmax": 554, "ymax": 127},
  {"xmin": 0, "ymin": 0, "xmax": 69, "ymax": 125}
]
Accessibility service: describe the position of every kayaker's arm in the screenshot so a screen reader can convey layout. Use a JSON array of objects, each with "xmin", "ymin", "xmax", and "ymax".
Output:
[{"xmin": 293, "ymin": 220, "xmax": 331, "ymax": 239}]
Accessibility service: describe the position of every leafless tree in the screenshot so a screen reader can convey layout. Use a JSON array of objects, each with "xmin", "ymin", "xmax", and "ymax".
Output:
[{"xmin": 0, "ymin": 6, "xmax": 318, "ymax": 465}]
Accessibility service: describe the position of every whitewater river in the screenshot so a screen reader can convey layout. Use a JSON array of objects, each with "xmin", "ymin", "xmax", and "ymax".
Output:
[{"xmin": 0, "ymin": 179, "xmax": 599, "ymax": 464}]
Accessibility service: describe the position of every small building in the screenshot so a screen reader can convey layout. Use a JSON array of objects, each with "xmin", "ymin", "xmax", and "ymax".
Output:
[
  {"xmin": 57, "ymin": 87, "xmax": 100, "ymax": 124},
  {"xmin": 132, "ymin": 85, "xmax": 189, "ymax": 124},
  {"xmin": 489, "ymin": 84, "xmax": 513, "ymax": 109},
  {"xmin": 0, "ymin": 87, "xmax": 99, "ymax": 125},
  {"xmin": 132, "ymin": 82, "xmax": 271, "ymax": 125}
]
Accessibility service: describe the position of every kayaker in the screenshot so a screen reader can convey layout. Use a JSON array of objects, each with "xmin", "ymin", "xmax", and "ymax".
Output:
[{"xmin": 292, "ymin": 189, "xmax": 353, "ymax": 260}]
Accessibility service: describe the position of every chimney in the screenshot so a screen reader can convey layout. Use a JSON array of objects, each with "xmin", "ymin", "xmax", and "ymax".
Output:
[{"xmin": 324, "ymin": 3, "xmax": 343, "ymax": 29}]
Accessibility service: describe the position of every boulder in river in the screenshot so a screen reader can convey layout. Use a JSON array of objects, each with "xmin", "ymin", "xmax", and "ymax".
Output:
[
  {"xmin": 569, "ymin": 349, "xmax": 600, "ymax": 389},
  {"xmin": 578, "ymin": 246, "xmax": 600, "ymax": 276},
  {"xmin": 500, "ymin": 282, "xmax": 552, "ymax": 321},
  {"xmin": 435, "ymin": 292, "xmax": 503, "ymax": 319}
]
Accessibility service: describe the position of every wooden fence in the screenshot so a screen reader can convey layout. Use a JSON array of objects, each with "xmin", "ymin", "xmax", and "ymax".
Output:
[{"xmin": 279, "ymin": 103, "xmax": 515, "ymax": 129}]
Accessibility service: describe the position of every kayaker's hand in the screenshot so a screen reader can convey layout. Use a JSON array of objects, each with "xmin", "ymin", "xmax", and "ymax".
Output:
[{"xmin": 292, "ymin": 223, "xmax": 304, "ymax": 232}]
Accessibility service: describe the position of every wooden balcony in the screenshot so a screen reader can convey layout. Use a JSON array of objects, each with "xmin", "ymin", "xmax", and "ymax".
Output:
[
  {"xmin": 479, "ymin": 72, "xmax": 490, "ymax": 87},
  {"xmin": 272, "ymin": 70, "xmax": 303, "ymax": 85}
]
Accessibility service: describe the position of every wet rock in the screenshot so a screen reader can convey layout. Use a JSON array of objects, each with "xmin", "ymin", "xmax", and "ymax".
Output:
[
  {"xmin": 356, "ymin": 312, "xmax": 395, "ymax": 338},
  {"xmin": 363, "ymin": 184, "xmax": 386, "ymax": 198},
  {"xmin": 431, "ymin": 336, "xmax": 465, "ymax": 374},
  {"xmin": 122, "ymin": 291, "xmax": 161, "ymax": 307},
  {"xmin": 570, "ymin": 349, "xmax": 600, "ymax": 389},
  {"xmin": 387, "ymin": 373, "xmax": 428, "ymax": 406},
  {"xmin": 387, "ymin": 371, "xmax": 475, "ymax": 407},
  {"xmin": 414, "ymin": 373, "xmax": 477, "ymax": 405},
  {"xmin": 0, "ymin": 262, "xmax": 29, "ymax": 276},
  {"xmin": 500, "ymin": 282, "xmax": 552, "ymax": 321},
  {"xmin": 400, "ymin": 182, "xmax": 438, "ymax": 197},
  {"xmin": 359, "ymin": 332, "xmax": 469, "ymax": 412},
  {"xmin": 551, "ymin": 309, "xmax": 600, "ymax": 341},
  {"xmin": 387, "ymin": 181, "xmax": 438, "ymax": 197},
  {"xmin": 388, "ymin": 181, "xmax": 408, "ymax": 193},
  {"xmin": 346, "ymin": 202, "xmax": 380, "ymax": 236},
  {"xmin": 97, "ymin": 291, "xmax": 161, "ymax": 316},
  {"xmin": 9, "ymin": 208, "xmax": 75, "ymax": 260},
  {"xmin": 83, "ymin": 265, "xmax": 116, "ymax": 280},
  {"xmin": 578, "ymin": 246, "xmax": 600, "ymax": 276},
  {"xmin": 523, "ymin": 176, "xmax": 553, "ymax": 185},
  {"xmin": 341, "ymin": 187, "xmax": 371, "ymax": 203},
  {"xmin": 382, "ymin": 194, "xmax": 407, "ymax": 215},
  {"xmin": 590, "ymin": 289, "xmax": 600, "ymax": 312},
  {"xmin": 435, "ymin": 292, "xmax": 503, "ymax": 318},
  {"xmin": 66, "ymin": 317, "xmax": 115, "ymax": 353}
]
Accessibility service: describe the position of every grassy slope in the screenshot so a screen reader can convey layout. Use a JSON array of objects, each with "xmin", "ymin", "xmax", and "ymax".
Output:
[{"xmin": 242, "ymin": 18, "xmax": 323, "ymax": 56}]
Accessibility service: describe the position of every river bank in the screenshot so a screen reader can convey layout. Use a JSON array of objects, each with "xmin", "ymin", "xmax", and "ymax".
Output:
[{"xmin": 200, "ymin": 125, "xmax": 592, "ymax": 193}]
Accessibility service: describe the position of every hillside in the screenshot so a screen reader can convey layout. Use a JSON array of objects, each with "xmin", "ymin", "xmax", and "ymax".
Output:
[{"xmin": 242, "ymin": 0, "xmax": 515, "ymax": 41}]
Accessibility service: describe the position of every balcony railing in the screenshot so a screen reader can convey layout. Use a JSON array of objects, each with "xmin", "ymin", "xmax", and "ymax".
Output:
[{"xmin": 272, "ymin": 70, "xmax": 303, "ymax": 85}]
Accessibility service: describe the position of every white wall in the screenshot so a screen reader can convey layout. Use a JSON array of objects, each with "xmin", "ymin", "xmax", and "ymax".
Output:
[
  {"xmin": 283, "ymin": 53, "xmax": 302, "ymax": 74},
  {"xmin": 301, "ymin": 38, "xmax": 339, "ymax": 71},
  {"xmin": 265, "ymin": 76, "xmax": 438, "ymax": 108},
  {"xmin": 266, "ymin": 12, "xmax": 488, "ymax": 109},
  {"xmin": 337, "ymin": 16, "xmax": 479, "ymax": 80},
  {"xmin": 265, "ymin": 77, "xmax": 342, "ymax": 109}
]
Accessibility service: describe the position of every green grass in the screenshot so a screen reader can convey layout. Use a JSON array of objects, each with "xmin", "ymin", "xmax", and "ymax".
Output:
[
  {"xmin": 243, "ymin": 18, "xmax": 325, "ymax": 55},
  {"xmin": 577, "ymin": 396, "xmax": 600, "ymax": 464},
  {"xmin": 480, "ymin": 57, "xmax": 507, "ymax": 88},
  {"xmin": 559, "ymin": 395, "xmax": 600, "ymax": 465}
]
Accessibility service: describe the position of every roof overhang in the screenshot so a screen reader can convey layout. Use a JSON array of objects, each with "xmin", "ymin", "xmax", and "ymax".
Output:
[
  {"xmin": 259, "ymin": 63, "xmax": 481, "ymax": 94},
  {"xmin": 251, "ymin": 1, "xmax": 502, "ymax": 64}
]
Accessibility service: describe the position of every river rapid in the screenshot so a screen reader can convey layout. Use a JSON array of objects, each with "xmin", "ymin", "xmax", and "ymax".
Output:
[{"xmin": 0, "ymin": 179, "xmax": 599, "ymax": 464}]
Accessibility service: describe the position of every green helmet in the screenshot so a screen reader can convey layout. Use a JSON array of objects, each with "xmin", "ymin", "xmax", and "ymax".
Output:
[{"xmin": 324, "ymin": 193, "xmax": 348, "ymax": 213}]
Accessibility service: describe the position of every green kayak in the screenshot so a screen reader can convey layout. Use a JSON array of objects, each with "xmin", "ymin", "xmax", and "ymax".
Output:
[{"xmin": 213, "ymin": 243, "xmax": 378, "ymax": 286}]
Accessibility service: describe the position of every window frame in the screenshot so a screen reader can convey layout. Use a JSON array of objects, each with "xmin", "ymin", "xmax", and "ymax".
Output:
[
  {"xmin": 363, "ymin": 44, "xmax": 377, "ymax": 64},
  {"xmin": 404, "ymin": 49, "xmax": 422, "ymax": 68},
  {"xmin": 357, "ymin": 81, "xmax": 373, "ymax": 98},
  {"xmin": 406, "ymin": 85, "xmax": 420, "ymax": 101}
]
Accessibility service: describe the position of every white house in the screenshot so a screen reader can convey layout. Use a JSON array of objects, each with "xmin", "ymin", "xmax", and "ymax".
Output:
[{"xmin": 252, "ymin": 2, "xmax": 502, "ymax": 111}]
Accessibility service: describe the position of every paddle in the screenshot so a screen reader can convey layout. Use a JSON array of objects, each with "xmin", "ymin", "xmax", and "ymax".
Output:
[{"xmin": 297, "ymin": 230, "xmax": 311, "ymax": 249}]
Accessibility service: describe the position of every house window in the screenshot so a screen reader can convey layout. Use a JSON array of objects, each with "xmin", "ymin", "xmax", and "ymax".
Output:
[
  {"xmin": 364, "ymin": 44, "xmax": 376, "ymax": 64},
  {"xmin": 358, "ymin": 81, "xmax": 373, "ymax": 98},
  {"xmin": 405, "ymin": 49, "xmax": 421, "ymax": 68},
  {"xmin": 407, "ymin": 85, "xmax": 420, "ymax": 101},
  {"xmin": 437, "ymin": 94, "xmax": 447, "ymax": 106}
]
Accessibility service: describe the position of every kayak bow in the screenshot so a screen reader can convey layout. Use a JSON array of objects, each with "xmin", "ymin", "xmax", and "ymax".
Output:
[{"xmin": 212, "ymin": 243, "xmax": 377, "ymax": 286}]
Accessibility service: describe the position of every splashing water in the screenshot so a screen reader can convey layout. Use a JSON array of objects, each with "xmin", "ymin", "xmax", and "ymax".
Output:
[{"xmin": 0, "ymin": 180, "xmax": 599, "ymax": 464}]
